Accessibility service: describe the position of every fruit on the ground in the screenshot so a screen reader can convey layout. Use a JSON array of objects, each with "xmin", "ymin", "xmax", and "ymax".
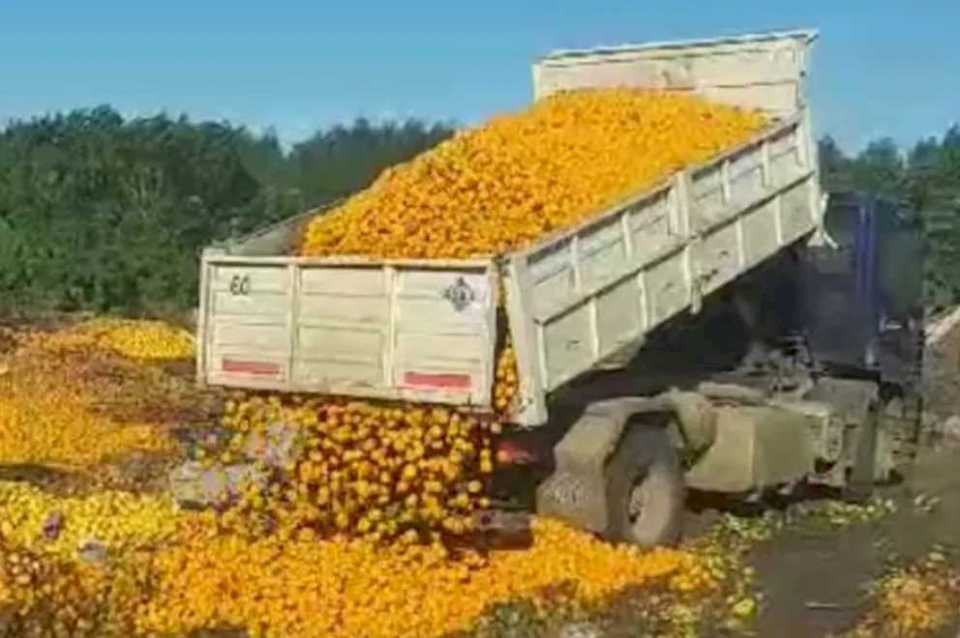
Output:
[{"xmin": 137, "ymin": 517, "xmax": 713, "ymax": 638}]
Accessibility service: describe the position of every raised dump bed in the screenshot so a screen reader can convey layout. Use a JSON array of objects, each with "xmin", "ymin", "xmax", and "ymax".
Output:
[{"xmin": 197, "ymin": 29, "xmax": 823, "ymax": 427}]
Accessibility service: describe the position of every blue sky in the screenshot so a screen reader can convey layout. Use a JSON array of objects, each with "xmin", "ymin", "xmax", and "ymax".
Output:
[{"xmin": 0, "ymin": 2, "xmax": 956, "ymax": 153}]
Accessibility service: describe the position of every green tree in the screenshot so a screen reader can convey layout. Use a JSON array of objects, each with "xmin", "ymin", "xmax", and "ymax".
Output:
[{"xmin": 0, "ymin": 107, "xmax": 452, "ymax": 317}]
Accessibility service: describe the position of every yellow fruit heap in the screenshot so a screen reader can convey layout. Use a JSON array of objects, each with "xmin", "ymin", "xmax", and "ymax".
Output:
[
  {"xmin": 849, "ymin": 553, "xmax": 960, "ymax": 638},
  {"xmin": 0, "ymin": 319, "xmax": 753, "ymax": 637},
  {"xmin": 0, "ymin": 484, "xmax": 725, "ymax": 638},
  {"xmin": 0, "ymin": 320, "xmax": 204, "ymax": 475},
  {"xmin": 494, "ymin": 342, "xmax": 519, "ymax": 412},
  {"xmin": 0, "ymin": 481, "xmax": 181, "ymax": 560},
  {"xmin": 0, "ymin": 545, "xmax": 105, "ymax": 637},
  {"xmin": 137, "ymin": 517, "xmax": 714, "ymax": 638},
  {"xmin": 300, "ymin": 88, "xmax": 766, "ymax": 259},
  {"xmin": 0, "ymin": 327, "xmax": 177, "ymax": 469},
  {"xmin": 32, "ymin": 318, "xmax": 195, "ymax": 361},
  {"xmin": 213, "ymin": 329, "xmax": 520, "ymax": 543},
  {"xmin": 879, "ymin": 573, "xmax": 951, "ymax": 636},
  {"xmin": 0, "ymin": 473, "xmax": 187, "ymax": 638},
  {"xmin": 0, "ymin": 499, "xmax": 719, "ymax": 638},
  {"xmin": 0, "ymin": 392, "xmax": 170, "ymax": 470},
  {"xmin": 219, "ymin": 394, "xmax": 499, "ymax": 543},
  {"xmin": 0, "ymin": 542, "xmax": 151, "ymax": 638}
]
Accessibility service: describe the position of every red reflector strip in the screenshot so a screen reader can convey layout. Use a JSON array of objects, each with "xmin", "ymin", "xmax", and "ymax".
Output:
[
  {"xmin": 222, "ymin": 359, "xmax": 281, "ymax": 376},
  {"xmin": 403, "ymin": 371, "xmax": 472, "ymax": 390}
]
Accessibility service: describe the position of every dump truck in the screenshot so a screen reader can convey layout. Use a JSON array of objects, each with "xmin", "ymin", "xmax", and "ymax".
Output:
[{"xmin": 195, "ymin": 29, "xmax": 925, "ymax": 546}]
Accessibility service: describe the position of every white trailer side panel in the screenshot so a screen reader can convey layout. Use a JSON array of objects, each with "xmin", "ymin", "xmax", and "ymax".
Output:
[
  {"xmin": 198, "ymin": 257, "xmax": 498, "ymax": 407},
  {"xmin": 532, "ymin": 30, "xmax": 816, "ymax": 117},
  {"xmin": 505, "ymin": 115, "xmax": 820, "ymax": 426}
]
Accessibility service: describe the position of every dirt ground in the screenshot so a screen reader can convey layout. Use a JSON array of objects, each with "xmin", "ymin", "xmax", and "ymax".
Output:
[{"xmin": 746, "ymin": 444, "xmax": 960, "ymax": 638}]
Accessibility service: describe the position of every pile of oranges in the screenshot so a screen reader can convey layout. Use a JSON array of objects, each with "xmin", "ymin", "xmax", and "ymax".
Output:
[
  {"xmin": 849, "ymin": 552, "xmax": 960, "ymax": 638},
  {"xmin": 19, "ymin": 318, "xmax": 194, "ymax": 362},
  {"xmin": 217, "ymin": 393, "xmax": 501, "ymax": 543},
  {"xmin": 0, "ymin": 481, "xmax": 180, "ymax": 561},
  {"xmin": 212, "ymin": 343, "xmax": 520, "ymax": 544},
  {"xmin": 136, "ymin": 516, "xmax": 714, "ymax": 638},
  {"xmin": 0, "ymin": 322, "xmax": 182, "ymax": 470},
  {"xmin": 0, "ymin": 320, "xmax": 749, "ymax": 637},
  {"xmin": 299, "ymin": 88, "xmax": 766, "ymax": 259}
]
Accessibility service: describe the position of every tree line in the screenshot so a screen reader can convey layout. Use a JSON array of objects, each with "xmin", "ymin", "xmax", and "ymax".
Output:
[
  {"xmin": 0, "ymin": 106, "xmax": 452, "ymax": 317},
  {"xmin": 0, "ymin": 104, "xmax": 958, "ymax": 317},
  {"xmin": 818, "ymin": 129, "xmax": 960, "ymax": 310}
]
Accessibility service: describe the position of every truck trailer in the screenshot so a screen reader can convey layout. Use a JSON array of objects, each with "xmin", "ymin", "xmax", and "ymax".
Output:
[{"xmin": 195, "ymin": 29, "xmax": 925, "ymax": 546}]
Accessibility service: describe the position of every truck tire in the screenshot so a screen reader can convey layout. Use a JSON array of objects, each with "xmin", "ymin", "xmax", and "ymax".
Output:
[{"xmin": 604, "ymin": 423, "xmax": 685, "ymax": 547}]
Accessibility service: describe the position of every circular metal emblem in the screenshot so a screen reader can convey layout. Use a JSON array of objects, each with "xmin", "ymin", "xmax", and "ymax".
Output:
[{"xmin": 443, "ymin": 277, "xmax": 476, "ymax": 312}]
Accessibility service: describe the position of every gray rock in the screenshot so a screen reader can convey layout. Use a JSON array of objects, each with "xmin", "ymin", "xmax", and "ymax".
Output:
[
  {"xmin": 77, "ymin": 539, "xmax": 108, "ymax": 565},
  {"xmin": 242, "ymin": 422, "xmax": 302, "ymax": 469},
  {"xmin": 558, "ymin": 623, "xmax": 602, "ymax": 638},
  {"xmin": 941, "ymin": 415, "xmax": 960, "ymax": 447},
  {"xmin": 169, "ymin": 461, "xmax": 268, "ymax": 507}
]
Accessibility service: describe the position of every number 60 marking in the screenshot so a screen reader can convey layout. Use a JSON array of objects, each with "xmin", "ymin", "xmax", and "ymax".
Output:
[{"xmin": 229, "ymin": 274, "xmax": 251, "ymax": 296}]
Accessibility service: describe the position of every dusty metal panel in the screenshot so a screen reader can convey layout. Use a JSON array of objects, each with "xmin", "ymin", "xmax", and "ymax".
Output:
[
  {"xmin": 224, "ymin": 206, "xmax": 333, "ymax": 257},
  {"xmin": 697, "ymin": 219, "xmax": 742, "ymax": 295},
  {"xmin": 532, "ymin": 29, "xmax": 817, "ymax": 116},
  {"xmin": 684, "ymin": 405, "xmax": 816, "ymax": 492},
  {"xmin": 627, "ymin": 189, "xmax": 675, "ymax": 255},
  {"xmin": 514, "ymin": 116, "xmax": 819, "ymax": 397},
  {"xmin": 293, "ymin": 262, "xmax": 497, "ymax": 405},
  {"xmin": 503, "ymin": 256, "xmax": 549, "ymax": 426},
  {"xmin": 741, "ymin": 199, "xmax": 781, "ymax": 267},
  {"xmin": 195, "ymin": 250, "xmax": 216, "ymax": 386},
  {"xmin": 202, "ymin": 260, "xmax": 294, "ymax": 390},
  {"xmin": 200, "ymin": 256, "xmax": 499, "ymax": 407}
]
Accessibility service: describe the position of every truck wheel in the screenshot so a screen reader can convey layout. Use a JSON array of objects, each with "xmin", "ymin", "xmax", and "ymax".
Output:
[{"xmin": 604, "ymin": 422, "xmax": 685, "ymax": 547}]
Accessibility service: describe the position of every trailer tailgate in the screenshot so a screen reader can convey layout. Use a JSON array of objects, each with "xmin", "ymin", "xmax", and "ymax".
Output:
[{"xmin": 198, "ymin": 256, "xmax": 499, "ymax": 408}]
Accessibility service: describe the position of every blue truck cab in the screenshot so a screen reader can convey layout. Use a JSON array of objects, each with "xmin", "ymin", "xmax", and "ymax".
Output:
[{"xmin": 802, "ymin": 191, "xmax": 925, "ymax": 385}]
